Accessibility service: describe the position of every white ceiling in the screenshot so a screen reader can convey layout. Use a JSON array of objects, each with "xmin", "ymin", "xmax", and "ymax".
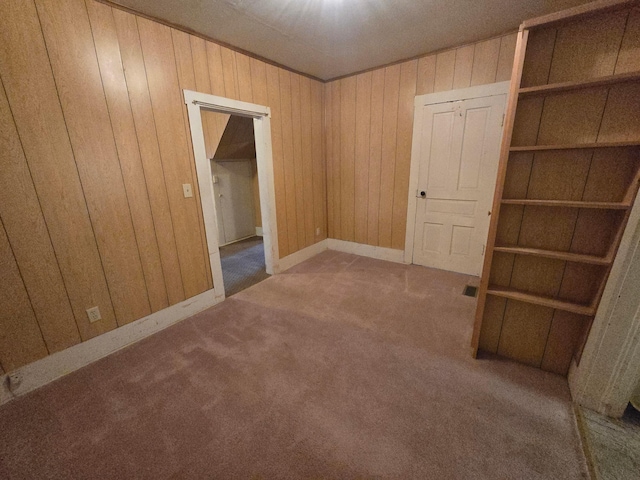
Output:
[{"xmin": 111, "ymin": 0, "xmax": 592, "ymax": 81}]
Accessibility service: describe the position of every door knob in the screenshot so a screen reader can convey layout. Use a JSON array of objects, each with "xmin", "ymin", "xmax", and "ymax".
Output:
[{"xmin": 420, "ymin": 191, "xmax": 426, "ymax": 198}]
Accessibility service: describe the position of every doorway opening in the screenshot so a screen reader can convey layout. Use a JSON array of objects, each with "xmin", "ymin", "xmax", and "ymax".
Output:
[
  {"xmin": 206, "ymin": 113, "xmax": 268, "ymax": 296},
  {"xmin": 184, "ymin": 90, "xmax": 280, "ymax": 301}
]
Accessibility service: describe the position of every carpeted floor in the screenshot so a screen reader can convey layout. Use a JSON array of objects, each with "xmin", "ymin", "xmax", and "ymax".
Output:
[
  {"xmin": 220, "ymin": 236, "xmax": 270, "ymax": 297},
  {"xmin": 0, "ymin": 251, "xmax": 588, "ymax": 479}
]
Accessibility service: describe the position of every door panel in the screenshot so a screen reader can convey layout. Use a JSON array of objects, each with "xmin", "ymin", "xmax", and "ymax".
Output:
[
  {"xmin": 211, "ymin": 160, "xmax": 256, "ymax": 245},
  {"xmin": 413, "ymin": 94, "xmax": 506, "ymax": 275}
]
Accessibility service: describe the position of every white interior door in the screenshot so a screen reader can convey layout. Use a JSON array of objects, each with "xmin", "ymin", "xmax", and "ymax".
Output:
[
  {"xmin": 412, "ymin": 94, "xmax": 506, "ymax": 276},
  {"xmin": 211, "ymin": 160, "xmax": 256, "ymax": 245}
]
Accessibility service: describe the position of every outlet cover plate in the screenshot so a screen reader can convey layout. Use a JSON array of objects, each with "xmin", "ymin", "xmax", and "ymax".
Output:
[{"xmin": 87, "ymin": 306, "xmax": 102, "ymax": 323}]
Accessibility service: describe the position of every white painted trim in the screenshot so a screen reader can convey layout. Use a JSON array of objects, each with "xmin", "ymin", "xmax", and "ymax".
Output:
[
  {"xmin": 187, "ymin": 92, "xmax": 270, "ymax": 118},
  {"xmin": 328, "ymin": 239, "xmax": 406, "ymax": 264},
  {"xmin": 404, "ymin": 81, "xmax": 510, "ymax": 265},
  {"xmin": 276, "ymin": 239, "xmax": 328, "ymax": 273},
  {"xmin": 255, "ymin": 227, "xmax": 263, "ymax": 237},
  {"xmin": 0, "ymin": 289, "xmax": 221, "ymax": 406},
  {"xmin": 569, "ymin": 191, "xmax": 640, "ymax": 417},
  {"xmin": 184, "ymin": 90, "xmax": 279, "ymax": 301}
]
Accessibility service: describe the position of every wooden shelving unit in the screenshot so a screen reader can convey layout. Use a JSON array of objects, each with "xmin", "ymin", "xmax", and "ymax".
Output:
[
  {"xmin": 471, "ymin": 0, "xmax": 640, "ymax": 375},
  {"xmin": 486, "ymin": 286, "xmax": 596, "ymax": 316},
  {"xmin": 500, "ymin": 199, "xmax": 631, "ymax": 209},
  {"xmin": 510, "ymin": 141, "xmax": 640, "ymax": 152},
  {"xmin": 492, "ymin": 246, "xmax": 612, "ymax": 265},
  {"xmin": 518, "ymin": 70, "xmax": 640, "ymax": 97}
]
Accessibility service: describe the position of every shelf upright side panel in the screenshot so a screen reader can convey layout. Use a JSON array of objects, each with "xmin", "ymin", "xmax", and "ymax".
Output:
[{"xmin": 471, "ymin": 28, "xmax": 530, "ymax": 356}]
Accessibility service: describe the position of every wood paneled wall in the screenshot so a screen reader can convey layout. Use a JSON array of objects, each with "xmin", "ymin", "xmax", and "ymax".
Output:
[
  {"xmin": 324, "ymin": 33, "xmax": 518, "ymax": 249},
  {"xmin": 0, "ymin": 0, "xmax": 326, "ymax": 372}
]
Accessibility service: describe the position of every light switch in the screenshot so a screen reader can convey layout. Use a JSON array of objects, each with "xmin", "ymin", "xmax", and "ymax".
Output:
[
  {"xmin": 183, "ymin": 183, "xmax": 193, "ymax": 198},
  {"xmin": 87, "ymin": 306, "xmax": 101, "ymax": 323},
  {"xmin": 211, "ymin": 175, "xmax": 219, "ymax": 184}
]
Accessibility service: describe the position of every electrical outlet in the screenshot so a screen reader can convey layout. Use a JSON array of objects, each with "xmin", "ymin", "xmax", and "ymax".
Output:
[
  {"xmin": 86, "ymin": 306, "xmax": 102, "ymax": 323},
  {"xmin": 316, "ymin": 227, "xmax": 320, "ymax": 236},
  {"xmin": 183, "ymin": 183, "xmax": 193, "ymax": 198},
  {"xmin": 8, "ymin": 372, "xmax": 22, "ymax": 390}
]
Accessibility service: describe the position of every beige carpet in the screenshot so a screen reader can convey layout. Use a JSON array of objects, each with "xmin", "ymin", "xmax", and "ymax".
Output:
[{"xmin": 0, "ymin": 250, "xmax": 588, "ymax": 479}]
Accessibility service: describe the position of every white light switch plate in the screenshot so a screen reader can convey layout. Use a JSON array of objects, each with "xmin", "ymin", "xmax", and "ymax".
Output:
[{"xmin": 183, "ymin": 183, "xmax": 193, "ymax": 198}]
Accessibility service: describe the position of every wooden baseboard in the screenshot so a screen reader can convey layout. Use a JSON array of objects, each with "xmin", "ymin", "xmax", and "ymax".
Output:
[{"xmin": 0, "ymin": 289, "xmax": 221, "ymax": 406}]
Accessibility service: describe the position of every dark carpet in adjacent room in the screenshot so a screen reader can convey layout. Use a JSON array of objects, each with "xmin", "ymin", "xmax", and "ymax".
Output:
[
  {"xmin": 220, "ymin": 235, "xmax": 270, "ymax": 296},
  {"xmin": 0, "ymin": 251, "xmax": 588, "ymax": 479}
]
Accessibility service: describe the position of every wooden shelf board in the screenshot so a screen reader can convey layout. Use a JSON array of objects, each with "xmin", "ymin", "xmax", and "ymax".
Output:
[
  {"xmin": 501, "ymin": 199, "xmax": 630, "ymax": 210},
  {"xmin": 493, "ymin": 245, "xmax": 611, "ymax": 265},
  {"xmin": 487, "ymin": 286, "xmax": 596, "ymax": 316},
  {"xmin": 510, "ymin": 142, "xmax": 640, "ymax": 152},
  {"xmin": 519, "ymin": 71, "xmax": 640, "ymax": 97}
]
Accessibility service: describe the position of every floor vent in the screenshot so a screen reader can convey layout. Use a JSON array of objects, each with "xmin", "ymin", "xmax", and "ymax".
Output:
[{"xmin": 463, "ymin": 285, "xmax": 478, "ymax": 297}]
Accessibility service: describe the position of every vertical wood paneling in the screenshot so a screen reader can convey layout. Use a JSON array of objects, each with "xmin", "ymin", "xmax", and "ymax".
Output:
[
  {"xmin": 434, "ymin": 50, "xmax": 456, "ymax": 92},
  {"xmin": 311, "ymin": 81, "xmax": 326, "ymax": 240},
  {"xmin": 0, "ymin": 0, "xmax": 118, "ymax": 341},
  {"xmin": 0, "ymin": 78, "xmax": 80, "ymax": 353},
  {"xmin": 220, "ymin": 46, "xmax": 239, "ymax": 100},
  {"xmin": 379, "ymin": 64, "xmax": 401, "ymax": 248},
  {"xmin": 36, "ymin": 0, "xmax": 150, "ymax": 325},
  {"xmin": 548, "ymin": 10, "xmax": 627, "ymax": 83},
  {"xmin": 368, "ymin": 69, "xmax": 385, "ymax": 246},
  {"xmin": 340, "ymin": 76, "xmax": 357, "ymax": 242},
  {"xmin": 331, "ymin": 81, "xmax": 342, "ymax": 239},
  {"xmin": 236, "ymin": 52, "xmax": 253, "ymax": 102},
  {"xmin": 112, "ymin": 8, "xmax": 185, "ymax": 306},
  {"xmin": 416, "ymin": 54, "xmax": 436, "ymax": 95},
  {"xmin": 191, "ymin": 36, "xmax": 212, "ymax": 94},
  {"xmin": 496, "ymin": 33, "xmax": 518, "ymax": 82},
  {"xmin": 279, "ymin": 70, "xmax": 299, "ymax": 253},
  {"xmin": 471, "ymin": 38, "xmax": 501, "ymax": 86},
  {"xmin": 0, "ymin": 0, "xmax": 327, "ymax": 370},
  {"xmin": 326, "ymin": 32, "xmax": 517, "ymax": 250},
  {"xmin": 615, "ymin": 7, "xmax": 640, "ymax": 74},
  {"xmin": 325, "ymin": 84, "xmax": 335, "ymax": 237},
  {"xmin": 300, "ymin": 76, "xmax": 315, "ymax": 247},
  {"xmin": 204, "ymin": 41, "xmax": 231, "ymax": 149},
  {"xmin": 191, "ymin": 36, "xmax": 220, "ymax": 160},
  {"xmin": 170, "ymin": 28, "xmax": 213, "ymax": 291},
  {"xmin": 137, "ymin": 17, "xmax": 208, "ymax": 299},
  {"xmin": 391, "ymin": 60, "xmax": 417, "ymax": 250},
  {"xmin": 86, "ymin": 0, "xmax": 169, "ymax": 312},
  {"xmin": 0, "ymin": 219, "xmax": 49, "ymax": 372},
  {"xmin": 354, "ymin": 72, "xmax": 372, "ymax": 244},
  {"xmin": 290, "ymin": 75, "xmax": 307, "ymax": 247},
  {"xmin": 453, "ymin": 44, "xmax": 475, "ymax": 89},
  {"xmin": 250, "ymin": 58, "xmax": 268, "ymax": 105},
  {"xmin": 207, "ymin": 43, "xmax": 226, "ymax": 95},
  {"xmin": 498, "ymin": 302, "xmax": 553, "ymax": 367},
  {"xmin": 265, "ymin": 64, "xmax": 289, "ymax": 257}
]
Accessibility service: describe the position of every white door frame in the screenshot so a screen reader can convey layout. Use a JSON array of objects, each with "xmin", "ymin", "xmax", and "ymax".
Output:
[
  {"xmin": 404, "ymin": 81, "xmax": 510, "ymax": 266},
  {"xmin": 184, "ymin": 90, "xmax": 279, "ymax": 300}
]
